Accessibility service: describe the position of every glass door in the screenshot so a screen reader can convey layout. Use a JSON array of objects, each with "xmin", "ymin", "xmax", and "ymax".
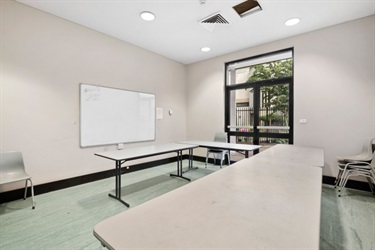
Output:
[
  {"xmin": 225, "ymin": 49, "xmax": 293, "ymax": 156},
  {"xmin": 257, "ymin": 83, "xmax": 292, "ymax": 150}
]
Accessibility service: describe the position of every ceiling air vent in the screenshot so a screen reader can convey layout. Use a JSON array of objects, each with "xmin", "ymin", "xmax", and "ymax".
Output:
[
  {"xmin": 233, "ymin": 0, "xmax": 262, "ymax": 18},
  {"xmin": 199, "ymin": 12, "xmax": 230, "ymax": 32},
  {"xmin": 200, "ymin": 13, "xmax": 229, "ymax": 24}
]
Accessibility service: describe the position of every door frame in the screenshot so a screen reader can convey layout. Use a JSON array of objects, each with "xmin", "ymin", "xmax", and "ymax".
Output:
[{"xmin": 224, "ymin": 48, "xmax": 294, "ymax": 146}]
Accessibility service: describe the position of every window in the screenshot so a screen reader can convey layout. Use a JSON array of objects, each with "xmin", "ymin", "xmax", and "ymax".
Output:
[{"xmin": 225, "ymin": 48, "xmax": 294, "ymax": 157}]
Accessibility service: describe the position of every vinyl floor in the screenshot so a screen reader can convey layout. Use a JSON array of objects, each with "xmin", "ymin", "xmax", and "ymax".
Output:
[{"xmin": 0, "ymin": 160, "xmax": 374, "ymax": 250}]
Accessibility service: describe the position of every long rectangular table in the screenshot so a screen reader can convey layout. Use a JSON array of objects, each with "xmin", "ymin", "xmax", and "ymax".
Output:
[
  {"xmin": 253, "ymin": 144, "xmax": 325, "ymax": 167},
  {"xmin": 94, "ymin": 145, "xmax": 324, "ymax": 249},
  {"xmin": 95, "ymin": 143, "xmax": 198, "ymax": 207},
  {"xmin": 179, "ymin": 140, "xmax": 262, "ymax": 157}
]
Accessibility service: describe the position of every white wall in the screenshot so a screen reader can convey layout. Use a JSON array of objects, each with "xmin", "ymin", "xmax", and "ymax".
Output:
[
  {"xmin": 187, "ymin": 15, "xmax": 375, "ymax": 177},
  {"xmin": 0, "ymin": 0, "xmax": 187, "ymax": 191}
]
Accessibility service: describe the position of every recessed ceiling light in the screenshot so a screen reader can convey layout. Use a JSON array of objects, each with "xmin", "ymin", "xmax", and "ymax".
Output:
[
  {"xmin": 140, "ymin": 11, "xmax": 156, "ymax": 21},
  {"xmin": 201, "ymin": 47, "xmax": 211, "ymax": 52},
  {"xmin": 285, "ymin": 17, "xmax": 300, "ymax": 26}
]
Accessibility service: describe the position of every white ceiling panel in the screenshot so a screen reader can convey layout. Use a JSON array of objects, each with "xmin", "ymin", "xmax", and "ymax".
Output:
[{"xmin": 16, "ymin": 0, "xmax": 375, "ymax": 64}]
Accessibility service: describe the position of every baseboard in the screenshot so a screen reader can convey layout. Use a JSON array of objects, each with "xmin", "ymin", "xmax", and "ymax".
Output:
[
  {"xmin": 0, "ymin": 156, "xmax": 179, "ymax": 204},
  {"xmin": 322, "ymin": 175, "xmax": 373, "ymax": 192},
  {"xmin": 1, "ymin": 155, "xmax": 373, "ymax": 204},
  {"xmin": 192, "ymin": 155, "xmax": 234, "ymax": 165}
]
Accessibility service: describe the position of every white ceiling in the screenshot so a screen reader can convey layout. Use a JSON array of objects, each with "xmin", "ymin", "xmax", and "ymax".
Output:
[{"xmin": 16, "ymin": 0, "xmax": 375, "ymax": 65}]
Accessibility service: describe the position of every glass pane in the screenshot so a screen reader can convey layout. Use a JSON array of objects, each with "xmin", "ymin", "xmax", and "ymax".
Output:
[
  {"xmin": 258, "ymin": 84, "xmax": 289, "ymax": 128},
  {"xmin": 229, "ymin": 136, "xmax": 254, "ymax": 162},
  {"xmin": 226, "ymin": 50, "xmax": 293, "ymax": 86},
  {"xmin": 259, "ymin": 138, "xmax": 289, "ymax": 151},
  {"xmin": 246, "ymin": 59, "xmax": 292, "ymax": 83},
  {"xmin": 227, "ymin": 59, "xmax": 293, "ymax": 85},
  {"xmin": 235, "ymin": 67, "xmax": 252, "ymax": 84},
  {"xmin": 229, "ymin": 88, "xmax": 254, "ymax": 131},
  {"xmin": 236, "ymin": 135, "xmax": 253, "ymax": 144}
]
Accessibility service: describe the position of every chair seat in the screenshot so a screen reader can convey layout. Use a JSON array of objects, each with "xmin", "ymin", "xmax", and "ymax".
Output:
[
  {"xmin": 208, "ymin": 149, "xmax": 225, "ymax": 153},
  {"xmin": 337, "ymin": 138, "xmax": 375, "ymax": 162},
  {"xmin": 337, "ymin": 155, "xmax": 372, "ymax": 162},
  {"xmin": 0, "ymin": 171, "xmax": 31, "ymax": 185}
]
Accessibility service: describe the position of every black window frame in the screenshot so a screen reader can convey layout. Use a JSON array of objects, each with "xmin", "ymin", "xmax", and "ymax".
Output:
[{"xmin": 224, "ymin": 48, "xmax": 294, "ymax": 146}]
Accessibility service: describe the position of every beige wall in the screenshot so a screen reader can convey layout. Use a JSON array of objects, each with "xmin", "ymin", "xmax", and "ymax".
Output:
[
  {"xmin": 187, "ymin": 15, "xmax": 375, "ymax": 177},
  {"xmin": 0, "ymin": 0, "xmax": 187, "ymax": 191}
]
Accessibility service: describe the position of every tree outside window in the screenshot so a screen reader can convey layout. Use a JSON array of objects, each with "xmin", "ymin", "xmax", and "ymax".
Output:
[{"xmin": 247, "ymin": 59, "xmax": 292, "ymax": 128}]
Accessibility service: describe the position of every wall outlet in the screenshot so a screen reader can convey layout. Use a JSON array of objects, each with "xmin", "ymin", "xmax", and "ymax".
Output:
[{"xmin": 299, "ymin": 119, "xmax": 308, "ymax": 124}]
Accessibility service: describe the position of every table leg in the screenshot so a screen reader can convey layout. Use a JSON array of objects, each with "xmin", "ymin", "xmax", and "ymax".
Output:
[
  {"xmin": 170, "ymin": 150, "xmax": 190, "ymax": 181},
  {"xmin": 189, "ymin": 148, "xmax": 194, "ymax": 168},
  {"xmin": 183, "ymin": 148, "xmax": 198, "ymax": 173},
  {"xmin": 108, "ymin": 160, "xmax": 130, "ymax": 207}
]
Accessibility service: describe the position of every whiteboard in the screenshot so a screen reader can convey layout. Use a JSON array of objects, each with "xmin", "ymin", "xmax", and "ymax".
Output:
[{"xmin": 80, "ymin": 84, "xmax": 155, "ymax": 147}]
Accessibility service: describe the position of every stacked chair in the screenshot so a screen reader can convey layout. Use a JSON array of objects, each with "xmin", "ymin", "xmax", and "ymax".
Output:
[{"xmin": 335, "ymin": 138, "xmax": 375, "ymax": 197}]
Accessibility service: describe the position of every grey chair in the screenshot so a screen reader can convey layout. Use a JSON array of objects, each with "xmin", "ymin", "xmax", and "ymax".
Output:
[
  {"xmin": 334, "ymin": 137, "xmax": 375, "ymax": 188},
  {"xmin": 337, "ymin": 151, "xmax": 375, "ymax": 197},
  {"xmin": 205, "ymin": 132, "xmax": 230, "ymax": 168},
  {"xmin": 0, "ymin": 151, "xmax": 35, "ymax": 209}
]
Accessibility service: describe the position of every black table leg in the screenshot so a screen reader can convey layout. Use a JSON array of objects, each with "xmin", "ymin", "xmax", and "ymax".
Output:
[
  {"xmin": 170, "ymin": 150, "xmax": 190, "ymax": 181},
  {"xmin": 108, "ymin": 160, "xmax": 130, "ymax": 207},
  {"xmin": 183, "ymin": 148, "xmax": 198, "ymax": 173}
]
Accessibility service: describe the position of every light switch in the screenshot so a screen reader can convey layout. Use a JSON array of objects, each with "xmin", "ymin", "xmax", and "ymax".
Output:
[
  {"xmin": 156, "ymin": 108, "xmax": 163, "ymax": 120},
  {"xmin": 299, "ymin": 119, "xmax": 307, "ymax": 124}
]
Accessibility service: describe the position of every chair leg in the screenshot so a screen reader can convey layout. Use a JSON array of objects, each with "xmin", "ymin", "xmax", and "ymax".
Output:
[
  {"xmin": 25, "ymin": 178, "xmax": 35, "ymax": 209},
  {"xmin": 338, "ymin": 168, "xmax": 350, "ymax": 193},
  {"xmin": 23, "ymin": 180, "xmax": 28, "ymax": 200},
  {"xmin": 334, "ymin": 169, "xmax": 343, "ymax": 188},
  {"xmin": 338, "ymin": 170, "xmax": 351, "ymax": 197},
  {"xmin": 366, "ymin": 177, "xmax": 375, "ymax": 195},
  {"xmin": 340, "ymin": 172, "xmax": 352, "ymax": 194},
  {"xmin": 30, "ymin": 179, "xmax": 35, "ymax": 209}
]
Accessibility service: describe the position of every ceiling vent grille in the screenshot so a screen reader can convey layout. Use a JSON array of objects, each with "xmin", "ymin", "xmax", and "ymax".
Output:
[
  {"xmin": 233, "ymin": 0, "xmax": 262, "ymax": 18},
  {"xmin": 200, "ymin": 13, "xmax": 229, "ymax": 24}
]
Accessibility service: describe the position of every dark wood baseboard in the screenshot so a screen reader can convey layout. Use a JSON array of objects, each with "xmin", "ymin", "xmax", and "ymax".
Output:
[
  {"xmin": 1, "ymin": 155, "xmax": 373, "ymax": 204},
  {"xmin": 322, "ymin": 175, "xmax": 373, "ymax": 192},
  {"xmin": 0, "ymin": 156, "xmax": 178, "ymax": 204}
]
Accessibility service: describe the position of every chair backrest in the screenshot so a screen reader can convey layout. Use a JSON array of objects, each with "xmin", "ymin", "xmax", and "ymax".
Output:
[
  {"xmin": 0, "ymin": 151, "xmax": 26, "ymax": 176},
  {"xmin": 358, "ymin": 138, "xmax": 375, "ymax": 161},
  {"xmin": 214, "ymin": 132, "xmax": 228, "ymax": 143}
]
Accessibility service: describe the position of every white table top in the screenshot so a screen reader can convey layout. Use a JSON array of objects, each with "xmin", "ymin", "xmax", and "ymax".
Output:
[
  {"xmin": 179, "ymin": 140, "xmax": 261, "ymax": 151},
  {"xmin": 95, "ymin": 143, "xmax": 198, "ymax": 161},
  {"xmin": 94, "ymin": 146, "xmax": 323, "ymax": 249},
  {"xmin": 254, "ymin": 144, "xmax": 325, "ymax": 167}
]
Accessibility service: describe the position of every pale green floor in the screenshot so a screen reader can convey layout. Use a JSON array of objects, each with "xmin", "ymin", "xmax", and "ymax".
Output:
[{"xmin": 0, "ymin": 160, "xmax": 374, "ymax": 250}]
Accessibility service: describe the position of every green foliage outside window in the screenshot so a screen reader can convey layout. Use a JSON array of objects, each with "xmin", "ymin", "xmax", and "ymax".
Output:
[{"xmin": 246, "ymin": 59, "xmax": 292, "ymax": 127}]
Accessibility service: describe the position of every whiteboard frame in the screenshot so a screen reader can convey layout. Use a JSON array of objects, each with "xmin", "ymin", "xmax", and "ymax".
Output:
[{"xmin": 80, "ymin": 83, "xmax": 156, "ymax": 148}]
